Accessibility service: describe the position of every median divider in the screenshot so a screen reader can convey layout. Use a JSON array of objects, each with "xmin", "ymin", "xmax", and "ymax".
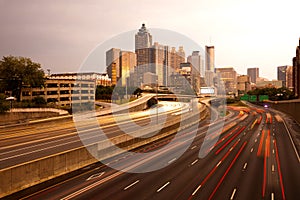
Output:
[{"xmin": 0, "ymin": 104, "xmax": 208, "ymax": 198}]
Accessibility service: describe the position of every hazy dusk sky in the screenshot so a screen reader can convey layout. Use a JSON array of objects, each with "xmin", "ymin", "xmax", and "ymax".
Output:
[{"xmin": 0, "ymin": 0, "xmax": 299, "ymax": 80}]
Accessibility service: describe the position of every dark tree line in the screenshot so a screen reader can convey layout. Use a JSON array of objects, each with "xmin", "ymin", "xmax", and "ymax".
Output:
[
  {"xmin": 96, "ymin": 85, "xmax": 142, "ymax": 101},
  {"xmin": 247, "ymin": 87, "xmax": 295, "ymax": 101},
  {"xmin": 0, "ymin": 56, "xmax": 45, "ymax": 101}
]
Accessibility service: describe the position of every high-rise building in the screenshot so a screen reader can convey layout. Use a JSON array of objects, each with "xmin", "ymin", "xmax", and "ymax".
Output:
[
  {"xmin": 277, "ymin": 65, "xmax": 293, "ymax": 89},
  {"xmin": 247, "ymin": 68, "xmax": 259, "ymax": 84},
  {"xmin": 237, "ymin": 75, "xmax": 250, "ymax": 95},
  {"xmin": 134, "ymin": 24, "xmax": 186, "ymax": 87},
  {"xmin": 293, "ymin": 38, "xmax": 300, "ymax": 98},
  {"xmin": 187, "ymin": 51, "xmax": 204, "ymax": 77},
  {"xmin": 120, "ymin": 51, "xmax": 136, "ymax": 86},
  {"xmin": 215, "ymin": 67, "xmax": 237, "ymax": 96},
  {"xmin": 135, "ymin": 23, "xmax": 152, "ymax": 50},
  {"xmin": 177, "ymin": 46, "xmax": 186, "ymax": 70},
  {"xmin": 106, "ymin": 48, "xmax": 136, "ymax": 86},
  {"xmin": 205, "ymin": 46, "xmax": 215, "ymax": 72},
  {"xmin": 106, "ymin": 48, "xmax": 121, "ymax": 80}
]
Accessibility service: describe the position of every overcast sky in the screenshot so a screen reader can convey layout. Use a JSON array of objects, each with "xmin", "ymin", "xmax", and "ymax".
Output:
[{"xmin": 0, "ymin": 0, "xmax": 299, "ymax": 80}]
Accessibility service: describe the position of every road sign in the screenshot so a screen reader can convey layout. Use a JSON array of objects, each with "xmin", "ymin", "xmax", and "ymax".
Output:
[
  {"xmin": 259, "ymin": 95, "xmax": 269, "ymax": 102},
  {"xmin": 249, "ymin": 95, "xmax": 257, "ymax": 102},
  {"xmin": 240, "ymin": 94, "xmax": 249, "ymax": 101}
]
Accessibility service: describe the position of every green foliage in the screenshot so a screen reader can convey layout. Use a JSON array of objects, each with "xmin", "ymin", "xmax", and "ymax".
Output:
[
  {"xmin": 247, "ymin": 87, "xmax": 294, "ymax": 101},
  {"xmin": 32, "ymin": 96, "xmax": 46, "ymax": 106},
  {"xmin": 96, "ymin": 85, "xmax": 143, "ymax": 101},
  {"xmin": 147, "ymin": 97, "xmax": 158, "ymax": 108},
  {"xmin": 0, "ymin": 94, "xmax": 10, "ymax": 113},
  {"xmin": 0, "ymin": 56, "xmax": 45, "ymax": 101}
]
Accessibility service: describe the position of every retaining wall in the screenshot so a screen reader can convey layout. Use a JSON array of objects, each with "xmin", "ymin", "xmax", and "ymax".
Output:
[{"xmin": 0, "ymin": 105, "xmax": 207, "ymax": 198}]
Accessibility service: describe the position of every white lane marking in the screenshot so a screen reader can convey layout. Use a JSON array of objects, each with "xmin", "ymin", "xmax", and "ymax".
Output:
[
  {"xmin": 257, "ymin": 133, "xmax": 260, "ymax": 136},
  {"xmin": 243, "ymin": 163, "xmax": 248, "ymax": 170},
  {"xmin": 272, "ymin": 165, "xmax": 275, "ymax": 172},
  {"xmin": 271, "ymin": 192, "xmax": 275, "ymax": 200},
  {"xmin": 255, "ymin": 139, "xmax": 257, "ymax": 143},
  {"xmin": 168, "ymin": 158, "xmax": 176, "ymax": 164},
  {"xmin": 192, "ymin": 185, "xmax": 202, "ymax": 196},
  {"xmin": 157, "ymin": 182, "xmax": 170, "ymax": 192},
  {"xmin": 216, "ymin": 161, "xmax": 222, "ymax": 167},
  {"xmin": 273, "ymin": 149, "xmax": 275, "ymax": 154},
  {"xmin": 230, "ymin": 188, "xmax": 237, "ymax": 200},
  {"xmin": 124, "ymin": 180, "xmax": 140, "ymax": 190},
  {"xmin": 86, "ymin": 172, "xmax": 105, "ymax": 181},
  {"xmin": 191, "ymin": 159, "xmax": 198, "ymax": 166},
  {"xmin": 229, "ymin": 147, "xmax": 234, "ymax": 151},
  {"xmin": 191, "ymin": 145, "xmax": 197, "ymax": 150},
  {"xmin": 243, "ymin": 132, "xmax": 246, "ymax": 135},
  {"xmin": 250, "ymin": 148, "xmax": 254, "ymax": 153},
  {"xmin": 282, "ymin": 118, "xmax": 300, "ymax": 163}
]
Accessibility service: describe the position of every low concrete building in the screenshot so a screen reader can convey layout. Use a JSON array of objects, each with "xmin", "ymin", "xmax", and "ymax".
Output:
[
  {"xmin": 256, "ymin": 80, "xmax": 283, "ymax": 88},
  {"xmin": 49, "ymin": 72, "xmax": 111, "ymax": 86},
  {"xmin": 21, "ymin": 79, "xmax": 95, "ymax": 106}
]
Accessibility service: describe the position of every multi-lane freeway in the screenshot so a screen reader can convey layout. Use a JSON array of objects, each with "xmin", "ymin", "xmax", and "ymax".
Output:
[{"xmin": 1, "ymin": 101, "xmax": 300, "ymax": 200}]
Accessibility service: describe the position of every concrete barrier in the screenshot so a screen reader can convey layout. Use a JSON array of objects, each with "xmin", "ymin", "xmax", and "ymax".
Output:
[
  {"xmin": 0, "ymin": 105, "xmax": 207, "ymax": 198},
  {"xmin": 0, "ymin": 145, "xmax": 98, "ymax": 198},
  {"xmin": 266, "ymin": 100, "xmax": 300, "ymax": 124}
]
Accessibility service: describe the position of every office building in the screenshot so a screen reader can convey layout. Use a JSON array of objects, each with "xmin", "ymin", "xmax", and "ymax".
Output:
[
  {"xmin": 106, "ymin": 48, "xmax": 136, "ymax": 86},
  {"xmin": 247, "ymin": 68, "xmax": 259, "ymax": 84},
  {"xmin": 215, "ymin": 67, "xmax": 237, "ymax": 96},
  {"xmin": 187, "ymin": 51, "xmax": 204, "ymax": 77},
  {"xmin": 293, "ymin": 38, "xmax": 300, "ymax": 98},
  {"xmin": 49, "ymin": 72, "xmax": 111, "ymax": 86},
  {"xmin": 106, "ymin": 48, "xmax": 121, "ymax": 80},
  {"xmin": 21, "ymin": 79, "xmax": 95, "ymax": 107},
  {"xmin": 120, "ymin": 51, "xmax": 136, "ymax": 86},
  {"xmin": 277, "ymin": 65, "xmax": 293, "ymax": 89},
  {"xmin": 237, "ymin": 75, "xmax": 251, "ymax": 95},
  {"xmin": 135, "ymin": 23, "xmax": 152, "ymax": 50},
  {"xmin": 256, "ymin": 80, "xmax": 283, "ymax": 88},
  {"xmin": 205, "ymin": 46, "xmax": 215, "ymax": 72}
]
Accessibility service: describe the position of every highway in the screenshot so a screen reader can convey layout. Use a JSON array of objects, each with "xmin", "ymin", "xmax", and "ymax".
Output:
[
  {"xmin": 2, "ymin": 102, "xmax": 300, "ymax": 200},
  {"xmin": 18, "ymin": 103, "xmax": 300, "ymax": 200},
  {"xmin": 0, "ymin": 101, "xmax": 193, "ymax": 169}
]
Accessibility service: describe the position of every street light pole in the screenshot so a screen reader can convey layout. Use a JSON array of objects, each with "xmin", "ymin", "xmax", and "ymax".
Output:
[{"xmin": 156, "ymin": 79, "xmax": 158, "ymax": 124}]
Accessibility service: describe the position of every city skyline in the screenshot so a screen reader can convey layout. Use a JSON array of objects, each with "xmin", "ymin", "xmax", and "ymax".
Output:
[{"xmin": 0, "ymin": 0, "xmax": 299, "ymax": 80}]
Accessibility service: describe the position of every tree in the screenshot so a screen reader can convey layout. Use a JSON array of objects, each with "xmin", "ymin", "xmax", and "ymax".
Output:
[
  {"xmin": 0, "ymin": 94, "xmax": 10, "ymax": 113},
  {"xmin": 32, "ymin": 96, "xmax": 47, "ymax": 106},
  {"xmin": 0, "ymin": 56, "xmax": 45, "ymax": 101}
]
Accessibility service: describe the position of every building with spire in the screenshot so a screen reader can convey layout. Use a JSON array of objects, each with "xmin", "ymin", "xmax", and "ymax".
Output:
[{"xmin": 135, "ymin": 23, "xmax": 152, "ymax": 50}]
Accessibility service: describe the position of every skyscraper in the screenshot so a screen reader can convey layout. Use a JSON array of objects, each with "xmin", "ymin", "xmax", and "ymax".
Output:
[
  {"xmin": 237, "ymin": 75, "xmax": 251, "ymax": 95},
  {"xmin": 205, "ymin": 46, "xmax": 215, "ymax": 72},
  {"xmin": 120, "ymin": 51, "xmax": 136, "ymax": 86},
  {"xmin": 277, "ymin": 65, "xmax": 293, "ymax": 89},
  {"xmin": 187, "ymin": 51, "xmax": 203, "ymax": 77},
  {"xmin": 106, "ymin": 48, "xmax": 121, "ymax": 80},
  {"xmin": 106, "ymin": 48, "xmax": 136, "ymax": 86},
  {"xmin": 247, "ymin": 68, "xmax": 259, "ymax": 84},
  {"xmin": 135, "ymin": 23, "xmax": 152, "ymax": 50},
  {"xmin": 293, "ymin": 38, "xmax": 300, "ymax": 98},
  {"xmin": 215, "ymin": 67, "xmax": 237, "ymax": 95}
]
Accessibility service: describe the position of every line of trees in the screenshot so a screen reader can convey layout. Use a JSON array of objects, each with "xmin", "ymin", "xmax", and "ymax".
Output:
[
  {"xmin": 247, "ymin": 87, "xmax": 295, "ymax": 101},
  {"xmin": 0, "ymin": 56, "xmax": 45, "ymax": 101},
  {"xmin": 96, "ymin": 85, "xmax": 142, "ymax": 101}
]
